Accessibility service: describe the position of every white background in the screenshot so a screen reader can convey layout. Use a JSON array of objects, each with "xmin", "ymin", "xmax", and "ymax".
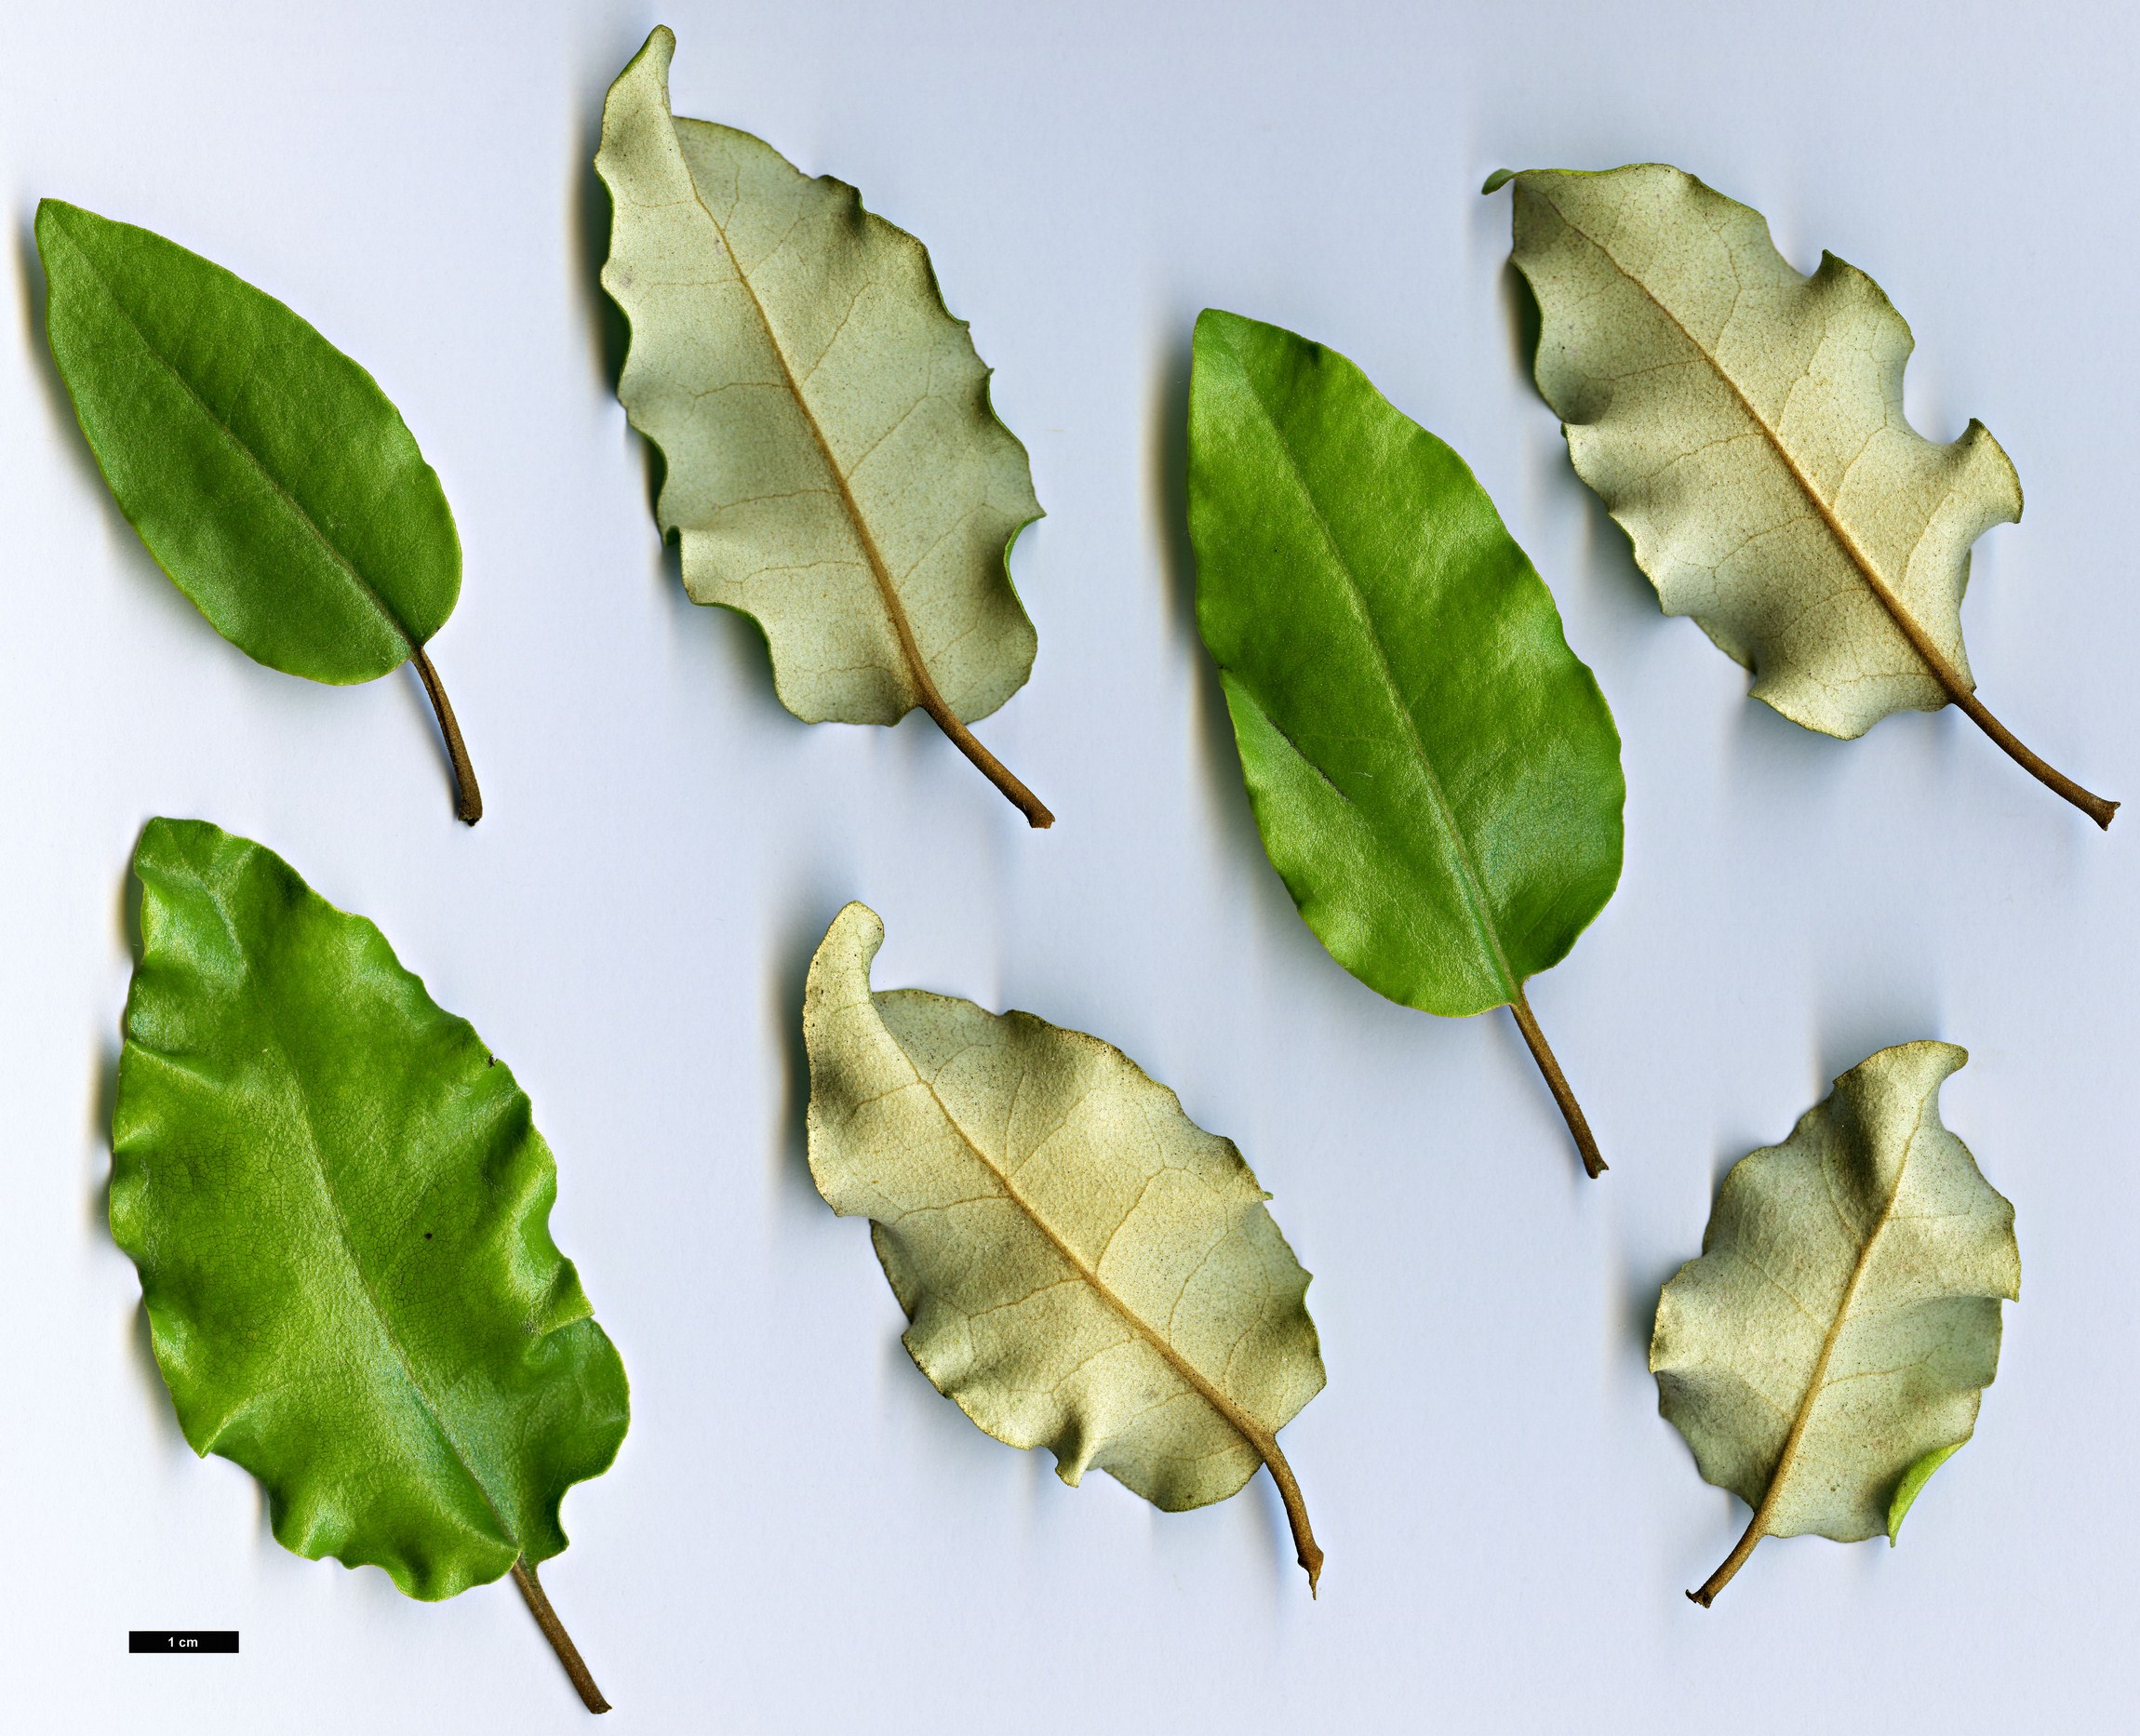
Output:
[{"xmin": 1, "ymin": 1, "xmax": 2131, "ymax": 1729}]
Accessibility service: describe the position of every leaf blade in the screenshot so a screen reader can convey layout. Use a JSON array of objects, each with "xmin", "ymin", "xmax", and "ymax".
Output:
[
  {"xmin": 1505, "ymin": 164, "xmax": 2013, "ymax": 739},
  {"xmin": 110, "ymin": 819, "xmax": 628, "ymax": 1603},
  {"xmin": 802, "ymin": 902, "xmax": 1326, "ymax": 1582},
  {"xmin": 36, "ymin": 201, "xmax": 460, "ymax": 684},
  {"xmin": 1187, "ymin": 308, "xmax": 1625, "ymax": 1020},
  {"xmin": 1499, "ymin": 164, "xmax": 2114, "ymax": 825},
  {"xmin": 1652, "ymin": 1040, "xmax": 2019, "ymax": 1603},
  {"xmin": 595, "ymin": 27, "xmax": 1041, "ymax": 731}
]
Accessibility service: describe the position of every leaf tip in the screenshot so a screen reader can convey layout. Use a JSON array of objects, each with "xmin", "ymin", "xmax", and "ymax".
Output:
[
  {"xmin": 31, "ymin": 195, "xmax": 73, "ymax": 261},
  {"xmin": 1481, "ymin": 168, "xmax": 1518, "ymax": 195}
]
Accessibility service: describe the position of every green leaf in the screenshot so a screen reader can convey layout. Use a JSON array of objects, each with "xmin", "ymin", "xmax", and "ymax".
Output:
[
  {"xmin": 1186, "ymin": 308, "xmax": 1625, "ymax": 1176},
  {"xmin": 1494, "ymin": 163, "xmax": 2116, "ymax": 828},
  {"xmin": 35, "ymin": 200, "xmax": 483, "ymax": 822},
  {"xmin": 1652, "ymin": 1041, "xmax": 2020, "ymax": 1606},
  {"xmin": 803, "ymin": 902, "xmax": 1328, "ymax": 1588},
  {"xmin": 595, "ymin": 26, "xmax": 1051, "ymax": 826},
  {"xmin": 111, "ymin": 819, "xmax": 627, "ymax": 1709}
]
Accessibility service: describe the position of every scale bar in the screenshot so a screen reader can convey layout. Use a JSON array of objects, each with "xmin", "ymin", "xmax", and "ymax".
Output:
[{"xmin": 130, "ymin": 1631, "xmax": 239, "ymax": 1654}]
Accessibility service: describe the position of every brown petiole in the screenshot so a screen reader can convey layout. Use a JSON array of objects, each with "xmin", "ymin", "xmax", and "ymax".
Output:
[
  {"xmin": 1507, "ymin": 985, "xmax": 1606, "ymax": 1179},
  {"xmin": 512, "ymin": 1558, "xmax": 609, "ymax": 1715},
  {"xmin": 410, "ymin": 644, "xmax": 483, "ymax": 825},
  {"xmin": 1687, "ymin": 1510, "xmax": 1765, "ymax": 1608},
  {"xmin": 911, "ymin": 683, "xmax": 1053, "ymax": 828}
]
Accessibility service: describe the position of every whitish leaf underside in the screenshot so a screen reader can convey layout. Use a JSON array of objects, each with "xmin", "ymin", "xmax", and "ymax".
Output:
[
  {"xmin": 595, "ymin": 27, "xmax": 1040, "ymax": 727},
  {"xmin": 1652, "ymin": 1041, "xmax": 2018, "ymax": 1596},
  {"xmin": 803, "ymin": 903, "xmax": 1325, "ymax": 1564},
  {"xmin": 1508, "ymin": 165, "xmax": 2021, "ymax": 741}
]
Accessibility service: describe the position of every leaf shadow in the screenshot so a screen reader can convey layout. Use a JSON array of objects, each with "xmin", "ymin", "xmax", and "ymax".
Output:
[
  {"xmin": 1722, "ymin": 676, "xmax": 1847, "ymax": 774},
  {"xmin": 15, "ymin": 215, "xmax": 97, "ymax": 500},
  {"xmin": 1500, "ymin": 255, "xmax": 1542, "ymax": 386},
  {"xmin": 1246, "ymin": 1462, "xmax": 1300, "ymax": 1597},
  {"xmin": 1712, "ymin": 1137, "xmax": 1748, "ymax": 1198},
  {"xmin": 658, "ymin": 537, "xmax": 794, "ymax": 718},
  {"xmin": 1563, "ymin": 443, "xmax": 1666, "ymax": 634},
  {"xmin": 569, "ymin": 46, "xmax": 633, "ymax": 404},
  {"xmin": 1495, "ymin": 256, "xmax": 1679, "ymax": 682},
  {"xmin": 88, "ymin": 854, "xmax": 142, "ymax": 1224},
  {"xmin": 766, "ymin": 888, "xmax": 849, "ymax": 1217}
]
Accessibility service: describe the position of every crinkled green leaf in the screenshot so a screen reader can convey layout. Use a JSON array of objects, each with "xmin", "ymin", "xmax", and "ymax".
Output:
[
  {"xmin": 1496, "ymin": 162, "xmax": 2113, "ymax": 826},
  {"xmin": 595, "ymin": 27, "xmax": 1050, "ymax": 823},
  {"xmin": 110, "ymin": 820, "xmax": 627, "ymax": 1696},
  {"xmin": 1187, "ymin": 308, "xmax": 1623, "ymax": 1174},
  {"xmin": 36, "ymin": 201, "xmax": 482, "ymax": 820},
  {"xmin": 1652, "ymin": 1041, "xmax": 2019, "ymax": 1605},
  {"xmin": 803, "ymin": 902, "xmax": 1328, "ymax": 1586}
]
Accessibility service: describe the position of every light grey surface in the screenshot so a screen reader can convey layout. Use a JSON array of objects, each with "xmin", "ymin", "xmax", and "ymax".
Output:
[{"xmin": 0, "ymin": 1, "xmax": 2126, "ymax": 1729}]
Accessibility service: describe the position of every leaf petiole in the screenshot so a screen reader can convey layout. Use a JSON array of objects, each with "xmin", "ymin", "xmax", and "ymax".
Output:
[
  {"xmin": 410, "ymin": 645, "xmax": 483, "ymax": 826},
  {"xmin": 1947, "ymin": 686, "xmax": 2116, "ymax": 830},
  {"xmin": 1253, "ymin": 1431, "xmax": 1324, "ymax": 1595},
  {"xmin": 1688, "ymin": 1510, "xmax": 1764, "ymax": 1608},
  {"xmin": 1507, "ymin": 987, "xmax": 1606, "ymax": 1178},
  {"xmin": 911, "ymin": 685, "xmax": 1053, "ymax": 828},
  {"xmin": 511, "ymin": 1559, "xmax": 609, "ymax": 1715}
]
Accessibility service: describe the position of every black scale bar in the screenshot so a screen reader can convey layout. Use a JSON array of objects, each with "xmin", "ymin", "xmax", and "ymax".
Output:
[{"xmin": 129, "ymin": 1631, "xmax": 239, "ymax": 1654}]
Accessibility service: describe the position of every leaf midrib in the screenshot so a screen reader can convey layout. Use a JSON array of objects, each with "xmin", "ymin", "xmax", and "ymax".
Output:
[
  {"xmin": 1530, "ymin": 181, "xmax": 1974, "ymax": 702},
  {"xmin": 669, "ymin": 140, "xmax": 950, "ymax": 721},
  {"xmin": 893, "ymin": 1036, "xmax": 1283, "ymax": 1462},
  {"xmin": 1228, "ymin": 349, "xmax": 1518, "ymax": 1001},
  {"xmin": 1739, "ymin": 1094, "xmax": 1932, "ymax": 1540},
  {"xmin": 49, "ymin": 213, "xmax": 418, "ymax": 658},
  {"xmin": 207, "ymin": 877, "xmax": 518, "ymax": 1562}
]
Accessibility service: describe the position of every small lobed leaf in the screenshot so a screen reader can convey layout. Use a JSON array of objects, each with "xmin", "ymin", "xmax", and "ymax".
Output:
[
  {"xmin": 802, "ymin": 901, "xmax": 1327, "ymax": 1583},
  {"xmin": 1500, "ymin": 164, "xmax": 2016, "ymax": 740},
  {"xmin": 36, "ymin": 200, "xmax": 460, "ymax": 685},
  {"xmin": 111, "ymin": 819, "xmax": 629, "ymax": 1604},
  {"xmin": 1495, "ymin": 164, "xmax": 2113, "ymax": 824},
  {"xmin": 1652, "ymin": 1040, "xmax": 2019, "ymax": 1604}
]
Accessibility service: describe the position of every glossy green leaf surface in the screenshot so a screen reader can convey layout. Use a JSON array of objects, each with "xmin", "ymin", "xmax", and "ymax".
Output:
[
  {"xmin": 37, "ymin": 200, "xmax": 460, "ymax": 685},
  {"xmin": 1652, "ymin": 1041, "xmax": 2019, "ymax": 1605},
  {"xmin": 111, "ymin": 819, "xmax": 628, "ymax": 1604},
  {"xmin": 1187, "ymin": 309, "xmax": 1624, "ymax": 1020}
]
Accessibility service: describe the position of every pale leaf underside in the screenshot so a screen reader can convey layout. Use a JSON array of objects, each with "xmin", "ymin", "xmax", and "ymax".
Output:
[
  {"xmin": 803, "ymin": 902, "xmax": 1327, "ymax": 1585},
  {"xmin": 596, "ymin": 27, "xmax": 1050, "ymax": 823},
  {"xmin": 1505, "ymin": 164, "xmax": 2112, "ymax": 825},
  {"xmin": 1651, "ymin": 1041, "xmax": 2019, "ymax": 1604}
]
